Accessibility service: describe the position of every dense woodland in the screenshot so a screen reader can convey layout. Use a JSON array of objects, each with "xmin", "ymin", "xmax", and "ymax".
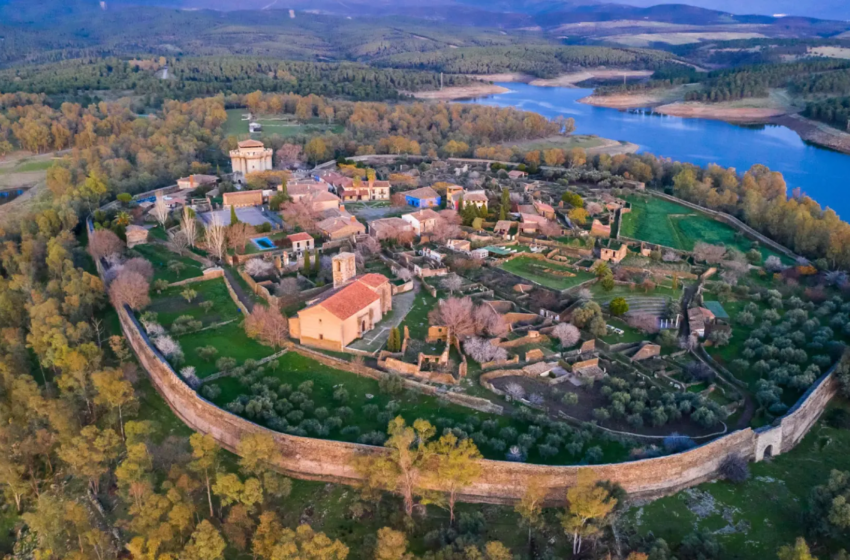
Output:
[
  {"xmin": 0, "ymin": 58, "xmax": 475, "ymax": 103},
  {"xmin": 373, "ymin": 45, "xmax": 672, "ymax": 79},
  {"xmin": 803, "ymin": 97, "xmax": 850, "ymax": 130}
]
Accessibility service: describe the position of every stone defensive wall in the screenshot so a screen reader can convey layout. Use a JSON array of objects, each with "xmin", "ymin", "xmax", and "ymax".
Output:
[{"xmin": 117, "ymin": 293, "xmax": 839, "ymax": 504}]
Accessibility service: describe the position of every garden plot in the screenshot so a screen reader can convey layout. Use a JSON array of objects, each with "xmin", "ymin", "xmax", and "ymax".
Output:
[
  {"xmin": 132, "ymin": 243, "xmax": 204, "ymax": 283},
  {"xmin": 499, "ymin": 256, "xmax": 595, "ymax": 291},
  {"xmin": 146, "ymin": 278, "xmax": 243, "ymax": 329}
]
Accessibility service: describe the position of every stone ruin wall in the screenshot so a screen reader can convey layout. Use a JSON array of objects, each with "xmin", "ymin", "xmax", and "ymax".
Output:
[{"xmin": 118, "ymin": 301, "xmax": 838, "ymax": 505}]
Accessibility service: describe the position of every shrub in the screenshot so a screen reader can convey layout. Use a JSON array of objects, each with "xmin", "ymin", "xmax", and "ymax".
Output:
[
  {"xmin": 196, "ymin": 346, "xmax": 218, "ymax": 362},
  {"xmin": 378, "ymin": 373, "xmax": 405, "ymax": 395},
  {"xmin": 216, "ymin": 357, "xmax": 237, "ymax": 372},
  {"xmin": 719, "ymin": 454, "xmax": 749, "ymax": 483},
  {"xmin": 609, "ymin": 297, "xmax": 629, "ymax": 316},
  {"xmin": 552, "ymin": 323, "xmax": 581, "ymax": 347},
  {"xmin": 201, "ymin": 384, "xmax": 221, "ymax": 400},
  {"xmin": 562, "ymin": 392, "xmax": 579, "ymax": 405}
]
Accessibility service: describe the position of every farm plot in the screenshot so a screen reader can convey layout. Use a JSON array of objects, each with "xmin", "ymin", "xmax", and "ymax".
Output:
[
  {"xmin": 132, "ymin": 243, "xmax": 204, "ymax": 283},
  {"xmin": 499, "ymin": 256, "xmax": 595, "ymax": 291},
  {"xmin": 146, "ymin": 278, "xmax": 242, "ymax": 329}
]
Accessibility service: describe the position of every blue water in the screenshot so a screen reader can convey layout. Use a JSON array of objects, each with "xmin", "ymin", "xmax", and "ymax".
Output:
[
  {"xmin": 252, "ymin": 237, "xmax": 274, "ymax": 250},
  {"xmin": 465, "ymin": 83, "xmax": 850, "ymax": 219}
]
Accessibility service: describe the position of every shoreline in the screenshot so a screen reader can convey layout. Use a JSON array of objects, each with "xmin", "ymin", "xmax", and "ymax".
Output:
[
  {"xmin": 771, "ymin": 114, "xmax": 850, "ymax": 156},
  {"xmin": 409, "ymin": 83, "xmax": 510, "ymax": 101},
  {"xmin": 653, "ymin": 102, "xmax": 787, "ymax": 123}
]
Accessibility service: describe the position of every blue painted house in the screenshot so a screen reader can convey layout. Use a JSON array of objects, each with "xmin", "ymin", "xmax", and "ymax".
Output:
[{"xmin": 404, "ymin": 186, "xmax": 441, "ymax": 208}]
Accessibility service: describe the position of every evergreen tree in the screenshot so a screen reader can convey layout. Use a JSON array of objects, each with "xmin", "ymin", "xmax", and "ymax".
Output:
[
  {"xmin": 387, "ymin": 327, "xmax": 402, "ymax": 352},
  {"xmin": 230, "ymin": 205, "xmax": 238, "ymax": 226},
  {"xmin": 500, "ymin": 187, "xmax": 510, "ymax": 220},
  {"xmin": 303, "ymin": 250, "xmax": 311, "ymax": 276},
  {"xmin": 312, "ymin": 250, "xmax": 320, "ymax": 275}
]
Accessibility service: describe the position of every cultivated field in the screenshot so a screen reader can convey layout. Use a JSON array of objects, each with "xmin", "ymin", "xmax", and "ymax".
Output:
[{"xmin": 223, "ymin": 108, "xmax": 344, "ymax": 137}]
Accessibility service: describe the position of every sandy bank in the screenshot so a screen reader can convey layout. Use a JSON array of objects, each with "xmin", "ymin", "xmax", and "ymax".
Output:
[
  {"xmin": 773, "ymin": 114, "xmax": 850, "ymax": 155},
  {"xmin": 530, "ymin": 69, "xmax": 654, "ymax": 88},
  {"xmin": 470, "ymin": 73, "xmax": 536, "ymax": 83},
  {"xmin": 579, "ymin": 93, "xmax": 667, "ymax": 109},
  {"xmin": 411, "ymin": 83, "xmax": 510, "ymax": 101},
  {"xmin": 653, "ymin": 103, "xmax": 787, "ymax": 123}
]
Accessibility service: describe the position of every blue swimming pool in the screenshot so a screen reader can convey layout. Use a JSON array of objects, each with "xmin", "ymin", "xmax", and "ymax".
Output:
[{"xmin": 252, "ymin": 237, "xmax": 274, "ymax": 250}]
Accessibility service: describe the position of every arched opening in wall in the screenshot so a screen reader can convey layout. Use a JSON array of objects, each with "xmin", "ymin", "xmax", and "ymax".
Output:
[{"xmin": 763, "ymin": 445, "xmax": 774, "ymax": 460}]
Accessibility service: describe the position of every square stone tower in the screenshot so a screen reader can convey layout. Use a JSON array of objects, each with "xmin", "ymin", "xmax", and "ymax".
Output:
[{"xmin": 332, "ymin": 252, "xmax": 356, "ymax": 288}]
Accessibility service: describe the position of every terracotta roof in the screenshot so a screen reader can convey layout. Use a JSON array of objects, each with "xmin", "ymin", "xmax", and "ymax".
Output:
[
  {"xmin": 314, "ymin": 281, "xmax": 381, "ymax": 320},
  {"xmin": 288, "ymin": 183, "xmax": 327, "ymax": 197},
  {"xmin": 494, "ymin": 220, "xmax": 514, "ymax": 232},
  {"xmin": 520, "ymin": 213, "xmax": 547, "ymax": 224},
  {"xmin": 407, "ymin": 208, "xmax": 441, "ymax": 222},
  {"xmin": 358, "ymin": 273, "xmax": 390, "ymax": 289},
  {"xmin": 178, "ymin": 174, "xmax": 218, "ymax": 185},
  {"xmin": 288, "ymin": 232, "xmax": 312, "ymax": 243},
  {"xmin": 534, "ymin": 201, "xmax": 554, "ymax": 213},
  {"xmin": 464, "ymin": 191, "xmax": 488, "ymax": 202},
  {"xmin": 223, "ymin": 190, "xmax": 264, "ymax": 205},
  {"xmin": 318, "ymin": 215, "xmax": 365, "ymax": 234},
  {"xmin": 309, "ymin": 191, "xmax": 341, "ymax": 203},
  {"xmin": 321, "ymin": 172, "xmax": 353, "ymax": 187},
  {"xmin": 237, "ymin": 139, "xmax": 265, "ymax": 148},
  {"xmin": 405, "ymin": 186, "xmax": 439, "ymax": 200}
]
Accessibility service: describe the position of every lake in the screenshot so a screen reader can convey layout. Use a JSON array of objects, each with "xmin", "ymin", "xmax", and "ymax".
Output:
[{"xmin": 465, "ymin": 82, "xmax": 850, "ymax": 220}]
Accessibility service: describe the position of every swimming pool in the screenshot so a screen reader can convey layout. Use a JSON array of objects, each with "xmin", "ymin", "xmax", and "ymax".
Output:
[{"xmin": 252, "ymin": 237, "xmax": 274, "ymax": 250}]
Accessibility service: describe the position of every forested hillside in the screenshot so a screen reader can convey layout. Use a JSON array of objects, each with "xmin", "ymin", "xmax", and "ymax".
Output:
[
  {"xmin": 373, "ymin": 45, "xmax": 672, "ymax": 78},
  {"xmin": 0, "ymin": 58, "xmax": 474, "ymax": 102}
]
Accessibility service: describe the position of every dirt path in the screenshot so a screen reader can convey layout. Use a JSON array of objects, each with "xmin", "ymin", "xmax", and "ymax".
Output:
[{"xmin": 223, "ymin": 267, "xmax": 256, "ymax": 313}]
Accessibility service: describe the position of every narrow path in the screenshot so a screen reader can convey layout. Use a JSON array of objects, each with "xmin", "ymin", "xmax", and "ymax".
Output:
[{"xmin": 223, "ymin": 267, "xmax": 255, "ymax": 313}]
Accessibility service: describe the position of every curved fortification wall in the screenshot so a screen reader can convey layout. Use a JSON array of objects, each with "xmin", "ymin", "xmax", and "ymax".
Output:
[{"xmin": 118, "ymin": 302, "xmax": 838, "ymax": 504}]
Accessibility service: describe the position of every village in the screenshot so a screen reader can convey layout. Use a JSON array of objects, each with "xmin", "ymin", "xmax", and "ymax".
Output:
[{"xmin": 89, "ymin": 136, "xmax": 845, "ymax": 465}]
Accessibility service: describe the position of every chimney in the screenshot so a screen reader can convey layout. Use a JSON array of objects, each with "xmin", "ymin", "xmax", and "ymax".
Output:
[
  {"xmin": 339, "ymin": 204, "xmax": 345, "ymax": 212},
  {"xmin": 350, "ymin": 216, "xmax": 356, "ymax": 223},
  {"xmin": 190, "ymin": 175, "xmax": 195, "ymax": 188}
]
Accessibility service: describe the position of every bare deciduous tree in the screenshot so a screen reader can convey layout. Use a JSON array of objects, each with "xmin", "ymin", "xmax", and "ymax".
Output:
[
  {"xmin": 693, "ymin": 242, "xmax": 727, "ymax": 264},
  {"xmin": 277, "ymin": 277, "xmax": 300, "ymax": 297},
  {"xmin": 167, "ymin": 230, "xmax": 190, "ymax": 255},
  {"xmin": 204, "ymin": 212, "xmax": 227, "ymax": 261},
  {"xmin": 152, "ymin": 192, "xmax": 170, "ymax": 228},
  {"xmin": 538, "ymin": 220, "xmax": 562, "ymax": 238},
  {"xmin": 180, "ymin": 206, "xmax": 198, "ymax": 248},
  {"xmin": 474, "ymin": 304, "xmax": 509, "ymax": 338},
  {"xmin": 280, "ymin": 201, "xmax": 317, "ymax": 233},
  {"xmin": 552, "ymin": 322, "xmax": 581, "ymax": 347},
  {"xmin": 122, "ymin": 257, "xmax": 154, "ymax": 281},
  {"xmin": 89, "ymin": 229, "xmax": 125, "ymax": 260},
  {"xmin": 442, "ymin": 275, "xmax": 463, "ymax": 294},
  {"xmin": 244, "ymin": 305, "xmax": 289, "ymax": 348},
  {"xmin": 109, "ymin": 270, "xmax": 150, "ymax": 310},
  {"xmin": 227, "ymin": 222, "xmax": 253, "ymax": 254},
  {"xmin": 504, "ymin": 382, "xmax": 525, "ymax": 400},
  {"xmin": 429, "ymin": 296, "xmax": 478, "ymax": 337},
  {"xmin": 357, "ymin": 235, "xmax": 381, "ymax": 257},
  {"xmin": 626, "ymin": 313, "xmax": 660, "ymax": 334},
  {"xmin": 245, "ymin": 259, "xmax": 275, "ymax": 278},
  {"xmin": 275, "ymin": 143, "xmax": 303, "ymax": 168},
  {"xmin": 463, "ymin": 337, "xmax": 508, "ymax": 363}
]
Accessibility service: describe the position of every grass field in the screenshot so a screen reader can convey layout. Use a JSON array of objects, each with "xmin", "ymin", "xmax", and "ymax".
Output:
[
  {"xmin": 147, "ymin": 278, "xmax": 243, "ymax": 329},
  {"xmin": 507, "ymin": 134, "xmax": 607, "ymax": 152},
  {"xmin": 500, "ymin": 256, "xmax": 595, "ymax": 291},
  {"xmin": 175, "ymin": 321, "xmax": 276, "ymax": 377},
  {"xmin": 622, "ymin": 400, "xmax": 850, "ymax": 560},
  {"xmin": 620, "ymin": 195, "xmax": 783, "ymax": 260},
  {"xmin": 224, "ymin": 109, "xmax": 344, "ymax": 137},
  {"xmin": 132, "ymin": 243, "xmax": 204, "ymax": 284}
]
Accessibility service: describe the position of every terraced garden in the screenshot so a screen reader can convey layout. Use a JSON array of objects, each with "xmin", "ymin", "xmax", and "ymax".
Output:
[{"xmin": 499, "ymin": 255, "xmax": 595, "ymax": 291}]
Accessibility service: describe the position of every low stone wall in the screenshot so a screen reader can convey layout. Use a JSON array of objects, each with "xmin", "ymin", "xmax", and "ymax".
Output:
[
  {"xmin": 116, "ymin": 265, "xmax": 840, "ymax": 505},
  {"xmin": 168, "ymin": 267, "xmax": 223, "ymax": 287}
]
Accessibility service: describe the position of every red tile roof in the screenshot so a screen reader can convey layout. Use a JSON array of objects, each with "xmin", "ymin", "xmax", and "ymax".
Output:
[
  {"xmin": 237, "ymin": 139, "xmax": 265, "ymax": 148},
  {"xmin": 358, "ymin": 273, "xmax": 390, "ymax": 289},
  {"xmin": 288, "ymin": 232, "xmax": 313, "ymax": 243},
  {"xmin": 312, "ymin": 275, "xmax": 389, "ymax": 320}
]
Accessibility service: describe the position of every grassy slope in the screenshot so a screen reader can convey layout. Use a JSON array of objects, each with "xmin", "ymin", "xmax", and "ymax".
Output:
[
  {"xmin": 623, "ymin": 401, "xmax": 850, "ymax": 560},
  {"xmin": 500, "ymin": 256, "xmax": 595, "ymax": 291}
]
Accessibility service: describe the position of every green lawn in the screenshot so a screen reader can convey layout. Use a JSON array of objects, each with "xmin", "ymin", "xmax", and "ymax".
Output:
[
  {"xmin": 224, "ymin": 108, "xmax": 345, "ymax": 138},
  {"xmin": 499, "ymin": 256, "xmax": 595, "ymax": 291},
  {"xmin": 623, "ymin": 400, "xmax": 850, "ymax": 560},
  {"xmin": 132, "ymin": 243, "xmax": 204, "ymax": 283},
  {"xmin": 174, "ymin": 321, "xmax": 275, "ymax": 377},
  {"xmin": 147, "ymin": 278, "xmax": 243, "ymax": 329},
  {"xmin": 207, "ymin": 352, "xmax": 631, "ymax": 466},
  {"xmin": 620, "ymin": 195, "xmax": 785, "ymax": 260}
]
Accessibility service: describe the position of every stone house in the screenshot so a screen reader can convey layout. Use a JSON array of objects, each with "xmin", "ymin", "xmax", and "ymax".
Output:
[
  {"xmin": 317, "ymin": 214, "xmax": 366, "ymax": 240},
  {"xmin": 177, "ymin": 174, "xmax": 218, "ymax": 190},
  {"xmin": 223, "ymin": 190, "xmax": 264, "ymax": 208},
  {"xmin": 369, "ymin": 217, "xmax": 414, "ymax": 240},
  {"xmin": 339, "ymin": 180, "xmax": 391, "ymax": 202},
  {"xmin": 405, "ymin": 186, "xmax": 440, "ymax": 208},
  {"xmin": 599, "ymin": 241, "xmax": 629, "ymax": 263},
  {"xmin": 289, "ymin": 253, "xmax": 392, "ymax": 350},
  {"xmin": 287, "ymin": 232, "xmax": 314, "ymax": 253},
  {"xmin": 462, "ymin": 190, "xmax": 489, "ymax": 211},
  {"xmin": 402, "ymin": 208, "xmax": 441, "ymax": 235},
  {"xmin": 508, "ymin": 169, "xmax": 528, "ymax": 180}
]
